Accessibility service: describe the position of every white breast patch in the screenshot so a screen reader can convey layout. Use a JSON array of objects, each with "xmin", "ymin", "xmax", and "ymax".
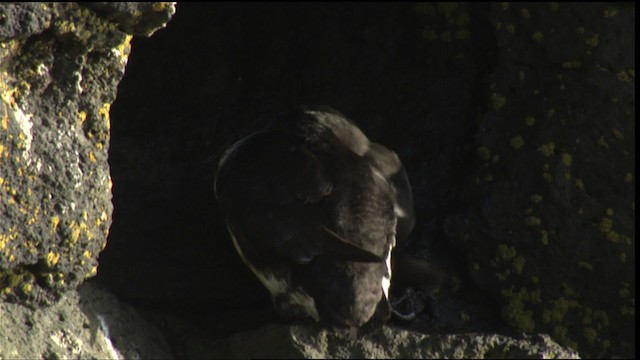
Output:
[{"xmin": 226, "ymin": 223, "xmax": 320, "ymax": 322}]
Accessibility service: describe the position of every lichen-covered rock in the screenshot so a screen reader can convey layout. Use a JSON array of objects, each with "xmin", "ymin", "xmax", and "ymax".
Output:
[
  {"xmin": 0, "ymin": 2, "xmax": 175, "ymax": 305},
  {"xmin": 0, "ymin": 280, "xmax": 173, "ymax": 359},
  {"xmin": 446, "ymin": 3, "xmax": 634, "ymax": 358},
  {"xmin": 182, "ymin": 324, "xmax": 580, "ymax": 359}
]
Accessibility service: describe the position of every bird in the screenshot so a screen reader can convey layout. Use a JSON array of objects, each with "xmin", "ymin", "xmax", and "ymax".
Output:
[{"xmin": 214, "ymin": 106, "xmax": 415, "ymax": 334}]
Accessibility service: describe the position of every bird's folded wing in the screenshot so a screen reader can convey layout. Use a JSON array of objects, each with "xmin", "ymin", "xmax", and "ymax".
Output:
[{"xmin": 224, "ymin": 139, "xmax": 383, "ymax": 265}]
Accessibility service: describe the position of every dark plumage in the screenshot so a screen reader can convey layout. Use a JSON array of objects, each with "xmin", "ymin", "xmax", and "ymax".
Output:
[{"xmin": 214, "ymin": 106, "xmax": 414, "ymax": 333}]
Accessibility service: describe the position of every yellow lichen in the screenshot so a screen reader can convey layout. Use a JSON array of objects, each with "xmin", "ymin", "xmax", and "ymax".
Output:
[
  {"xmin": 546, "ymin": 108, "xmax": 555, "ymax": 118},
  {"xmin": 563, "ymin": 283, "xmax": 577, "ymax": 297},
  {"xmin": 618, "ymin": 286, "xmax": 630, "ymax": 298},
  {"xmin": 619, "ymin": 305, "xmax": 634, "ymax": 316},
  {"xmin": 575, "ymin": 178, "xmax": 585, "ymax": 190},
  {"xmin": 455, "ymin": 29, "xmax": 470, "ymax": 40},
  {"xmin": 497, "ymin": 244, "xmax": 517, "ymax": 261},
  {"xmin": 477, "ymin": 146, "xmax": 491, "ymax": 162},
  {"xmin": 585, "ymin": 34, "xmax": 599, "ymax": 47},
  {"xmin": 50, "ymin": 216, "xmax": 60, "ymax": 232},
  {"xmin": 596, "ymin": 136, "xmax": 609, "ymax": 148},
  {"xmin": 460, "ymin": 311, "xmax": 470, "ymax": 321},
  {"xmin": 506, "ymin": 24, "xmax": 515, "ymax": 34},
  {"xmin": 88, "ymin": 151, "xmax": 96, "ymax": 163},
  {"xmin": 584, "ymin": 327, "xmax": 597, "ymax": 345},
  {"xmin": 562, "ymin": 61, "xmax": 582, "ymax": 69},
  {"xmin": 510, "ymin": 135, "xmax": 524, "ymax": 149},
  {"xmin": 529, "ymin": 289, "xmax": 541, "ymax": 304},
  {"xmin": 617, "ymin": 71, "xmax": 631, "ymax": 82},
  {"xmin": 502, "ymin": 288, "xmax": 536, "ymax": 332},
  {"xmin": 618, "ymin": 252, "xmax": 626, "ymax": 263},
  {"xmin": 537, "ymin": 142, "xmax": 555, "ymax": 157},
  {"xmin": 490, "ymin": 93, "xmax": 506, "ymax": 110},
  {"xmin": 521, "ymin": 8, "xmax": 530, "ymax": 19},
  {"xmin": 543, "ymin": 297, "xmax": 577, "ymax": 323},
  {"xmin": 578, "ymin": 261, "xmax": 593, "ymax": 271},
  {"xmin": 599, "ymin": 217, "xmax": 612, "ymax": 232},
  {"xmin": 525, "ymin": 216, "xmax": 541, "ymax": 226},
  {"xmin": 513, "ymin": 255, "xmax": 526, "ymax": 274},
  {"xmin": 561, "ymin": 153, "xmax": 572, "ymax": 167},
  {"xmin": 606, "ymin": 231, "xmax": 620, "ymax": 243},
  {"xmin": 46, "ymin": 251, "xmax": 60, "ymax": 267},
  {"xmin": 531, "ymin": 31, "xmax": 544, "ymax": 42},
  {"xmin": 612, "ymin": 128, "xmax": 624, "ymax": 139},
  {"xmin": 623, "ymin": 173, "xmax": 633, "ymax": 182},
  {"xmin": 525, "ymin": 116, "xmax": 535, "ymax": 126},
  {"xmin": 21, "ymin": 283, "xmax": 32, "ymax": 294},
  {"xmin": 496, "ymin": 269, "xmax": 511, "ymax": 281}
]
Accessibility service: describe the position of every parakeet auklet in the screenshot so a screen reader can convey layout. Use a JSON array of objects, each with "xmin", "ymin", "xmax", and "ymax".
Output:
[{"xmin": 214, "ymin": 106, "xmax": 415, "ymax": 334}]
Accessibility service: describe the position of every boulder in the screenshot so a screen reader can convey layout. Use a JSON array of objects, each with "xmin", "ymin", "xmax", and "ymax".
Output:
[
  {"xmin": 0, "ymin": 2, "xmax": 174, "ymax": 305},
  {"xmin": 0, "ymin": 280, "xmax": 173, "ymax": 359},
  {"xmin": 183, "ymin": 324, "xmax": 580, "ymax": 359}
]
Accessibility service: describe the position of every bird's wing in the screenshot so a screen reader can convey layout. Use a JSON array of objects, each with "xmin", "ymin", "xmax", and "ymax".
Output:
[
  {"xmin": 216, "ymin": 131, "xmax": 383, "ymax": 266},
  {"xmin": 364, "ymin": 142, "xmax": 415, "ymax": 244}
]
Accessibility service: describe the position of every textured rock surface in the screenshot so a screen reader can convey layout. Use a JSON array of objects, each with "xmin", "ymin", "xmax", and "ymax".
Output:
[
  {"xmin": 446, "ymin": 3, "xmax": 635, "ymax": 357},
  {"xmin": 183, "ymin": 324, "xmax": 579, "ymax": 359},
  {"xmin": 0, "ymin": 2, "xmax": 174, "ymax": 305},
  {"xmin": 0, "ymin": 280, "xmax": 172, "ymax": 359}
]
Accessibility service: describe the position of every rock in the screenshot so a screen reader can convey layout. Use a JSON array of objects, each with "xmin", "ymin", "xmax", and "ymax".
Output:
[
  {"xmin": 446, "ymin": 3, "xmax": 635, "ymax": 357},
  {"xmin": 182, "ymin": 324, "xmax": 580, "ymax": 359},
  {"xmin": 0, "ymin": 280, "xmax": 173, "ymax": 359},
  {"xmin": 0, "ymin": 2, "xmax": 175, "ymax": 305}
]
